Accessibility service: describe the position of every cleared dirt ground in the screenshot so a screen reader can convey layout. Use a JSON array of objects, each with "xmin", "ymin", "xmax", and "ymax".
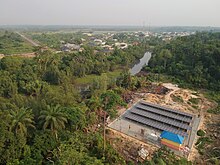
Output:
[{"xmin": 107, "ymin": 83, "xmax": 217, "ymax": 163}]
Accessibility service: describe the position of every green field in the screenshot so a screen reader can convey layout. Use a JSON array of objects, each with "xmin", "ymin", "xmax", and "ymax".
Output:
[
  {"xmin": 75, "ymin": 70, "xmax": 122, "ymax": 85},
  {"xmin": 0, "ymin": 31, "xmax": 34, "ymax": 55}
]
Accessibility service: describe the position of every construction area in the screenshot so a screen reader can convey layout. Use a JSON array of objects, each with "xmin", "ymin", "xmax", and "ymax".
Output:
[{"xmin": 106, "ymin": 83, "xmax": 217, "ymax": 162}]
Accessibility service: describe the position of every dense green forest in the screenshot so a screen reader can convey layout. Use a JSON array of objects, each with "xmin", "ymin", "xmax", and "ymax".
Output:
[
  {"xmin": 0, "ymin": 31, "xmax": 33, "ymax": 54},
  {"xmin": 148, "ymin": 32, "xmax": 220, "ymax": 91},
  {"xmin": 0, "ymin": 42, "xmax": 150, "ymax": 164}
]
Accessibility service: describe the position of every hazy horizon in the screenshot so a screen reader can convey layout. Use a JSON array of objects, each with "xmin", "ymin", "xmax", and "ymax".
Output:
[{"xmin": 1, "ymin": 0, "xmax": 220, "ymax": 27}]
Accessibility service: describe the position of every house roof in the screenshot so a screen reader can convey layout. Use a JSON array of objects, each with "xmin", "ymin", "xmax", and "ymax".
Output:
[{"xmin": 160, "ymin": 131, "xmax": 184, "ymax": 144}]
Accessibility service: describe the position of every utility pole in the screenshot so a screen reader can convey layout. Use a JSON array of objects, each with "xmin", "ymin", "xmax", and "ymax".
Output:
[
  {"xmin": 143, "ymin": 21, "xmax": 145, "ymax": 32},
  {"xmin": 103, "ymin": 111, "xmax": 106, "ymax": 158}
]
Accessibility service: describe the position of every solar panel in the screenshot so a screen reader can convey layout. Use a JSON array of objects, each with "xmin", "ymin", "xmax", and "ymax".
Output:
[
  {"xmin": 124, "ymin": 112, "xmax": 188, "ymax": 137},
  {"xmin": 139, "ymin": 100, "xmax": 193, "ymax": 118},
  {"xmin": 130, "ymin": 107, "xmax": 192, "ymax": 130},
  {"xmin": 136, "ymin": 103, "xmax": 192, "ymax": 123}
]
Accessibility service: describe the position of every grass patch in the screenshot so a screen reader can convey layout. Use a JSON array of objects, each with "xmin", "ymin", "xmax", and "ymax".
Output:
[
  {"xmin": 188, "ymin": 98, "xmax": 200, "ymax": 104},
  {"xmin": 0, "ymin": 32, "xmax": 34, "ymax": 55},
  {"xmin": 75, "ymin": 70, "xmax": 122, "ymax": 85},
  {"xmin": 172, "ymin": 95, "xmax": 184, "ymax": 103},
  {"xmin": 207, "ymin": 107, "xmax": 220, "ymax": 114},
  {"xmin": 75, "ymin": 74, "xmax": 100, "ymax": 85},
  {"xmin": 204, "ymin": 91, "xmax": 220, "ymax": 114},
  {"xmin": 192, "ymin": 92, "xmax": 199, "ymax": 96},
  {"xmin": 146, "ymin": 73, "xmax": 175, "ymax": 83},
  {"xmin": 192, "ymin": 105, "xmax": 198, "ymax": 109},
  {"xmin": 0, "ymin": 42, "xmax": 34, "ymax": 55}
]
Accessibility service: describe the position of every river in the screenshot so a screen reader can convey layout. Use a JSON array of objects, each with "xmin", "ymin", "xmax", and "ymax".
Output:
[{"xmin": 130, "ymin": 52, "xmax": 152, "ymax": 75}]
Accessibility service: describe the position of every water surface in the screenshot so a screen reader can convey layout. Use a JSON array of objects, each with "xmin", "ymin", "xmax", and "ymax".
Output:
[{"xmin": 130, "ymin": 52, "xmax": 152, "ymax": 75}]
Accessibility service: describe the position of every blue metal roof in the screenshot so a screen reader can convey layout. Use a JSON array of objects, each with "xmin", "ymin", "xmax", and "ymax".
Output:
[{"xmin": 160, "ymin": 131, "xmax": 184, "ymax": 144}]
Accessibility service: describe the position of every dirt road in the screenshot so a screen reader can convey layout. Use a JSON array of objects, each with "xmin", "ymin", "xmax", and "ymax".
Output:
[
  {"xmin": 163, "ymin": 83, "xmax": 179, "ymax": 104},
  {"xmin": 16, "ymin": 32, "xmax": 39, "ymax": 46}
]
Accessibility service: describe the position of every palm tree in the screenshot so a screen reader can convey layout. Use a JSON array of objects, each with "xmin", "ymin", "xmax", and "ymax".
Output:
[
  {"xmin": 39, "ymin": 105, "xmax": 67, "ymax": 138},
  {"xmin": 9, "ymin": 107, "xmax": 35, "ymax": 136}
]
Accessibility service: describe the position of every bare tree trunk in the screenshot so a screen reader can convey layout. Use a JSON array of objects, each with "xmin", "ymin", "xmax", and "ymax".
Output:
[{"xmin": 103, "ymin": 112, "xmax": 106, "ymax": 158}]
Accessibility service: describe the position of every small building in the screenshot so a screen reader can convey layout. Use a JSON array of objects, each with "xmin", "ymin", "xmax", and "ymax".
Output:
[
  {"xmin": 160, "ymin": 131, "xmax": 184, "ymax": 150},
  {"xmin": 61, "ymin": 43, "xmax": 80, "ymax": 52},
  {"xmin": 115, "ymin": 42, "xmax": 128, "ymax": 49}
]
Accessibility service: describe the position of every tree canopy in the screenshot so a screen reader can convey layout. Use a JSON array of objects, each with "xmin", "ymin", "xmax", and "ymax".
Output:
[
  {"xmin": 0, "ymin": 40, "xmax": 147, "ymax": 164},
  {"xmin": 148, "ymin": 32, "xmax": 220, "ymax": 91}
]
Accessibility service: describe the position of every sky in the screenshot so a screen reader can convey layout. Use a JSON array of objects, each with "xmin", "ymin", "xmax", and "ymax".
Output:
[{"xmin": 0, "ymin": 0, "xmax": 219, "ymax": 27}]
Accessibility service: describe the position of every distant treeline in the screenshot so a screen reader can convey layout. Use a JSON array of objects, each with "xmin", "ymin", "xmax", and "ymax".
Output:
[{"xmin": 1, "ymin": 25, "xmax": 220, "ymax": 32}]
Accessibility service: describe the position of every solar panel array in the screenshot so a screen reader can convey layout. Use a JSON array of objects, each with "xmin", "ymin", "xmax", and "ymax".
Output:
[
  {"xmin": 136, "ymin": 104, "xmax": 192, "ymax": 123},
  {"xmin": 123, "ymin": 100, "xmax": 194, "ymax": 137},
  {"xmin": 139, "ymin": 100, "xmax": 193, "ymax": 118},
  {"xmin": 130, "ymin": 108, "xmax": 191, "ymax": 130},
  {"xmin": 124, "ymin": 113, "xmax": 188, "ymax": 137}
]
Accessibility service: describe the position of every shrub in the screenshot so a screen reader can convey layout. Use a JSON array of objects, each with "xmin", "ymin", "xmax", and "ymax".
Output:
[
  {"xmin": 172, "ymin": 95, "xmax": 184, "ymax": 103},
  {"xmin": 207, "ymin": 106, "xmax": 220, "ymax": 114},
  {"xmin": 197, "ymin": 129, "xmax": 205, "ymax": 137}
]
